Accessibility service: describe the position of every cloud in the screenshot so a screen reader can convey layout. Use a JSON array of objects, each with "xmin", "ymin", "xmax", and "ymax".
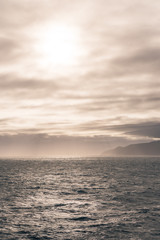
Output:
[
  {"xmin": 0, "ymin": 0, "xmax": 160, "ymax": 155},
  {"xmin": 0, "ymin": 75, "xmax": 56, "ymax": 89},
  {"xmin": 0, "ymin": 36, "xmax": 21, "ymax": 63},
  {"xmin": 0, "ymin": 73, "xmax": 63, "ymax": 101},
  {"xmin": 110, "ymin": 46, "xmax": 160, "ymax": 78},
  {"xmin": 125, "ymin": 123, "xmax": 160, "ymax": 139},
  {"xmin": 101, "ymin": 121, "xmax": 160, "ymax": 139}
]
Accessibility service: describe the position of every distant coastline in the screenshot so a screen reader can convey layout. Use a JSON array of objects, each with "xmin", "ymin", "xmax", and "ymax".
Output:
[{"xmin": 102, "ymin": 141, "xmax": 160, "ymax": 156}]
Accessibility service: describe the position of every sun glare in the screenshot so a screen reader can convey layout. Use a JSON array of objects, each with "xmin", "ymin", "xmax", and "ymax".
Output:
[{"xmin": 34, "ymin": 24, "xmax": 81, "ymax": 68}]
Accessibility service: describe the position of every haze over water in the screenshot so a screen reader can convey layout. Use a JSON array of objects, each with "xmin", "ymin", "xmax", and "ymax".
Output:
[{"xmin": 1, "ymin": 157, "xmax": 160, "ymax": 240}]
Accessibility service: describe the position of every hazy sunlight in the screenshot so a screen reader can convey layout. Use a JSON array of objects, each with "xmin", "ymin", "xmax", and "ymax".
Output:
[{"xmin": 34, "ymin": 24, "xmax": 82, "ymax": 68}]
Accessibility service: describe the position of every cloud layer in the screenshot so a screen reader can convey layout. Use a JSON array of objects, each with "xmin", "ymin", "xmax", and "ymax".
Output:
[{"xmin": 0, "ymin": 0, "xmax": 160, "ymax": 155}]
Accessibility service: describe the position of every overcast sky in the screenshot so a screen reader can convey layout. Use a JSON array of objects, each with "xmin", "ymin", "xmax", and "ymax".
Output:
[{"xmin": 0, "ymin": 0, "xmax": 160, "ymax": 156}]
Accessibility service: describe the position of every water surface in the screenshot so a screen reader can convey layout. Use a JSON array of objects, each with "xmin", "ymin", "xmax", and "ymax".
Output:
[{"xmin": 0, "ymin": 157, "xmax": 160, "ymax": 239}]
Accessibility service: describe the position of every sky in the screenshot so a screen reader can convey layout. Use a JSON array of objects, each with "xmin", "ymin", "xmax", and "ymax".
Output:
[{"xmin": 0, "ymin": 0, "xmax": 160, "ymax": 156}]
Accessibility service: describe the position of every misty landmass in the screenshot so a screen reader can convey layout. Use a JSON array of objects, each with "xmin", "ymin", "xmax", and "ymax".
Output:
[{"xmin": 103, "ymin": 141, "xmax": 160, "ymax": 156}]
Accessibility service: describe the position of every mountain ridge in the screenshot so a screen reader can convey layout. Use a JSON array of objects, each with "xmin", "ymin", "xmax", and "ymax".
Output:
[{"xmin": 103, "ymin": 140, "xmax": 160, "ymax": 156}]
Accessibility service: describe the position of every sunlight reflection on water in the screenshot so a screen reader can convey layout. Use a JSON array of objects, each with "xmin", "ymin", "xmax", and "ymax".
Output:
[{"xmin": 0, "ymin": 157, "xmax": 160, "ymax": 239}]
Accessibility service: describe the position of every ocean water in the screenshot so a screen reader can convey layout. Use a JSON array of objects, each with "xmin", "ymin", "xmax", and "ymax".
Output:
[{"xmin": 0, "ymin": 157, "xmax": 160, "ymax": 240}]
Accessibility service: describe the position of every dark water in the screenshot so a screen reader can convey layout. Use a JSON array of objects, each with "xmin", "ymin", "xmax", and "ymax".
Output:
[{"xmin": 0, "ymin": 157, "xmax": 160, "ymax": 240}]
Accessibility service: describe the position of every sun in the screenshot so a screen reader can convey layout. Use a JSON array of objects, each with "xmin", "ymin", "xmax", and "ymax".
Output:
[{"xmin": 34, "ymin": 23, "xmax": 81, "ymax": 68}]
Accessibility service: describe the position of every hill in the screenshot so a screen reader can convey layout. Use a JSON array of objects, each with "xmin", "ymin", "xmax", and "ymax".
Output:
[{"xmin": 103, "ymin": 141, "xmax": 160, "ymax": 156}]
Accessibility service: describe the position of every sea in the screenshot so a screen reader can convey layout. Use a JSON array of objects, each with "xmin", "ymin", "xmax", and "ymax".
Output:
[{"xmin": 0, "ymin": 157, "xmax": 160, "ymax": 240}]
